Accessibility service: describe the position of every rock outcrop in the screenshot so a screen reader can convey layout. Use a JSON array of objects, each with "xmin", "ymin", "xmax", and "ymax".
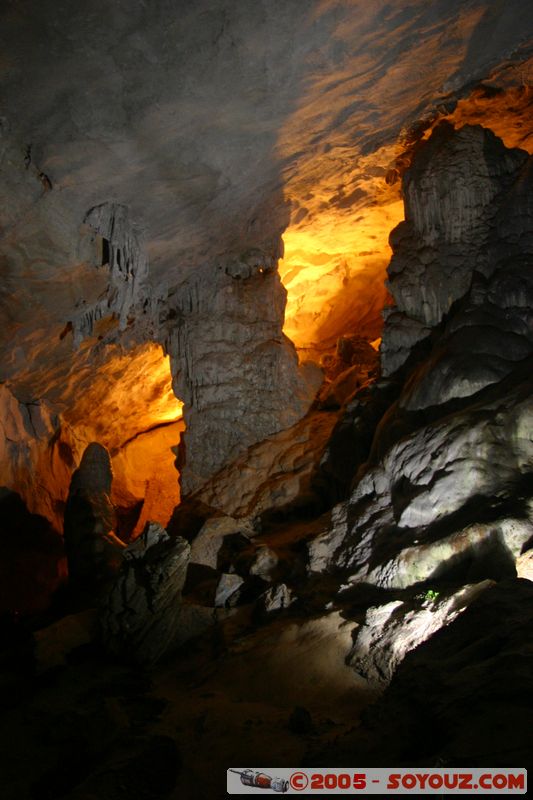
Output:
[
  {"xmin": 100, "ymin": 522, "xmax": 190, "ymax": 664},
  {"xmin": 306, "ymin": 126, "xmax": 533, "ymax": 708},
  {"xmin": 191, "ymin": 409, "xmax": 338, "ymax": 520},
  {"xmin": 382, "ymin": 122, "xmax": 532, "ymax": 391},
  {"xmin": 310, "ymin": 125, "xmax": 533, "ymax": 587},
  {"xmin": 347, "ymin": 581, "xmax": 491, "ymax": 687},
  {"xmin": 63, "ymin": 442, "xmax": 125, "ymax": 595},
  {"xmin": 312, "ymin": 580, "xmax": 533, "ymax": 772}
]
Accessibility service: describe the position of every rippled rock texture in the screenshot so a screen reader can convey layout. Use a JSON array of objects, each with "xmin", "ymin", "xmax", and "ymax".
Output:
[
  {"xmin": 307, "ymin": 124, "xmax": 533, "ymax": 695},
  {"xmin": 382, "ymin": 122, "xmax": 532, "ymax": 387},
  {"xmin": 100, "ymin": 522, "xmax": 190, "ymax": 664}
]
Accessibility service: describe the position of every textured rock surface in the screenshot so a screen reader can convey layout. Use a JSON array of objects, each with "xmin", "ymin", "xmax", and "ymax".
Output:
[
  {"xmin": 257, "ymin": 583, "xmax": 295, "ymax": 616},
  {"xmin": 309, "ymin": 127, "xmax": 533, "ymax": 590},
  {"xmin": 1, "ymin": 1, "xmax": 530, "ymax": 515},
  {"xmin": 192, "ymin": 410, "xmax": 339, "ymax": 519},
  {"xmin": 309, "ymin": 368, "xmax": 533, "ymax": 582},
  {"xmin": 100, "ymin": 523, "xmax": 190, "ymax": 664},
  {"xmin": 63, "ymin": 443, "xmax": 125, "ymax": 594},
  {"xmin": 166, "ymin": 261, "xmax": 321, "ymax": 493},
  {"xmin": 382, "ymin": 123, "xmax": 532, "ymax": 387},
  {"xmin": 347, "ymin": 581, "xmax": 491, "ymax": 686},
  {"xmin": 0, "ymin": 343, "xmax": 183, "ymax": 531},
  {"xmin": 312, "ymin": 580, "xmax": 533, "ymax": 771},
  {"xmin": 189, "ymin": 516, "xmax": 254, "ymax": 569}
]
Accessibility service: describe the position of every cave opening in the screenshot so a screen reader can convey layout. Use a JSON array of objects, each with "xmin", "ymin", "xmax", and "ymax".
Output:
[
  {"xmin": 67, "ymin": 342, "xmax": 185, "ymax": 544},
  {"xmin": 0, "ymin": 340, "xmax": 185, "ymax": 617},
  {"xmin": 100, "ymin": 235, "xmax": 110, "ymax": 267}
]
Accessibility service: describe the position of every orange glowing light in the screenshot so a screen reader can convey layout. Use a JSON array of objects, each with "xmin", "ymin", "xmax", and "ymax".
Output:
[{"xmin": 279, "ymin": 165, "xmax": 403, "ymax": 354}]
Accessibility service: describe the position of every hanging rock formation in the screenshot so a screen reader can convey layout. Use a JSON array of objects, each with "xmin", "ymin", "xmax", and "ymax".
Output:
[{"xmin": 165, "ymin": 255, "xmax": 322, "ymax": 495}]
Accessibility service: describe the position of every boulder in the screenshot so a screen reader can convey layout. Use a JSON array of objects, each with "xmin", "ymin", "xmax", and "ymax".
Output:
[
  {"xmin": 249, "ymin": 545, "xmax": 279, "ymax": 581},
  {"xmin": 214, "ymin": 573, "xmax": 244, "ymax": 608},
  {"xmin": 315, "ymin": 580, "xmax": 533, "ymax": 772},
  {"xmin": 258, "ymin": 583, "xmax": 295, "ymax": 615},
  {"xmin": 190, "ymin": 516, "xmax": 254, "ymax": 569},
  {"xmin": 347, "ymin": 581, "xmax": 492, "ymax": 687},
  {"xmin": 100, "ymin": 523, "xmax": 190, "ymax": 664}
]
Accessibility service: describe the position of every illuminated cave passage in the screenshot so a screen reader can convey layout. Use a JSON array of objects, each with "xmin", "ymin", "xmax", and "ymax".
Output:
[
  {"xmin": 279, "ymin": 80, "xmax": 533, "ymax": 360},
  {"xmin": 0, "ymin": 3, "xmax": 533, "ymax": 799},
  {"xmin": 0, "ymin": 341, "xmax": 185, "ymax": 612}
]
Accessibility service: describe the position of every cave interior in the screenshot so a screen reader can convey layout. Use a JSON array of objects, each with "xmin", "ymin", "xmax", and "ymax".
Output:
[{"xmin": 1, "ymin": 1, "xmax": 533, "ymax": 798}]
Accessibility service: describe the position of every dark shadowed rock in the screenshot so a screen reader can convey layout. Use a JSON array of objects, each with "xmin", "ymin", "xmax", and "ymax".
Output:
[
  {"xmin": 288, "ymin": 705, "xmax": 315, "ymax": 735},
  {"xmin": 310, "ymin": 580, "xmax": 533, "ymax": 772},
  {"xmin": 100, "ymin": 522, "xmax": 190, "ymax": 664},
  {"xmin": 63, "ymin": 443, "xmax": 125, "ymax": 596}
]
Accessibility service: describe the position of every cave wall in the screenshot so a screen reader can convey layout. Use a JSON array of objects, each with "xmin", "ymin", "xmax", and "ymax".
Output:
[
  {"xmin": 310, "ymin": 124, "xmax": 533, "ymax": 590},
  {"xmin": 1, "ymin": 0, "xmax": 532, "ymax": 525}
]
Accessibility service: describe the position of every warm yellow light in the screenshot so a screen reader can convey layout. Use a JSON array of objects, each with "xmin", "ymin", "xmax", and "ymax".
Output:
[
  {"xmin": 279, "ymin": 196, "xmax": 403, "ymax": 353},
  {"xmin": 63, "ymin": 342, "xmax": 183, "ymax": 451}
]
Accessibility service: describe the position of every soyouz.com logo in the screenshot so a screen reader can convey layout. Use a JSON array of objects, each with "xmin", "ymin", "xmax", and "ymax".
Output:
[{"xmin": 227, "ymin": 767, "xmax": 527, "ymax": 794}]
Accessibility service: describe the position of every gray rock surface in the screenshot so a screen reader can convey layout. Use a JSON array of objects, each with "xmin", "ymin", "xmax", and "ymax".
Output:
[
  {"xmin": 382, "ymin": 123, "xmax": 533, "ymax": 395},
  {"xmin": 308, "ymin": 126, "xmax": 533, "ymax": 593},
  {"xmin": 347, "ymin": 581, "xmax": 491, "ymax": 686},
  {"xmin": 215, "ymin": 573, "xmax": 244, "ymax": 608},
  {"xmin": 313, "ymin": 580, "xmax": 533, "ymax": 772},
  {"xmin": 310, "ymin": 369, "xmax": 533, "ymax": 582},
  {"xmin": 193, "ymin": 410, "xmax": 338, "ymax": 519},
  {"xmin": 189, "ymin": 515, "xmax": 254, "ymax": 570},
  {"xmin": 167, "ymin": 260, "xmax": 322, "ymax": 495},
  {"xmin": 258, "ymin": 583, "xmax": 295, "ymax": 615},
  {"xmin": 100, "ymin": 522, "xmax": 190, "ymax": 664}
]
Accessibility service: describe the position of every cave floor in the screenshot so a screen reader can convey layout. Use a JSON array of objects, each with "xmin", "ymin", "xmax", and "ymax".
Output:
[{"xmin": 0, "ymin": 597, "xmax": 375, "ymax": 800}]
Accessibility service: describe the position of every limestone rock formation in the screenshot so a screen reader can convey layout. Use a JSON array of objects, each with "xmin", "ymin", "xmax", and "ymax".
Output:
[
  {"xmin": 313, "ymin": 580, "xmax": 533, "ymax": 772},
  {"xmin": 166, "ymin": 261, "xmax": 322, "ymax": 495},
  {"xmin": 189, "ymin": 515, "xmax": 255, "ymax": 570},
  {"xmin": 63, "ymin": 442, "xmax": 125, "ymax": 595},
  {"xmin": 100, "ymin": 522, "xmax": 190, "ymax": 664},
  {"xmin": 257, "ymin": 583, "xmax": 295, "ymax": 616},
  {"xmin": 309, "ymin": 365, "xmax": 533, "ymax": 583},
  {"xmin": 309, "ymin": 126, "xmax": 533, "ymax": 593},
  {"xmin": 214, "ymin": 573, "xmax": 244, "ymax": 608},
  {"xmin": 382, "ymin": 122, "xmax": 532, "ymax": 392},
  {"xmin": 192, "ymin": 410, "xmax": 339, "ymax": 520},
  {"xmin": 1, "ymin": 5, "xmax": 533, "ymax": 797},
  {"xmin": 347, "ymin": 581, "xmax": 491, "ymax": 687}
]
